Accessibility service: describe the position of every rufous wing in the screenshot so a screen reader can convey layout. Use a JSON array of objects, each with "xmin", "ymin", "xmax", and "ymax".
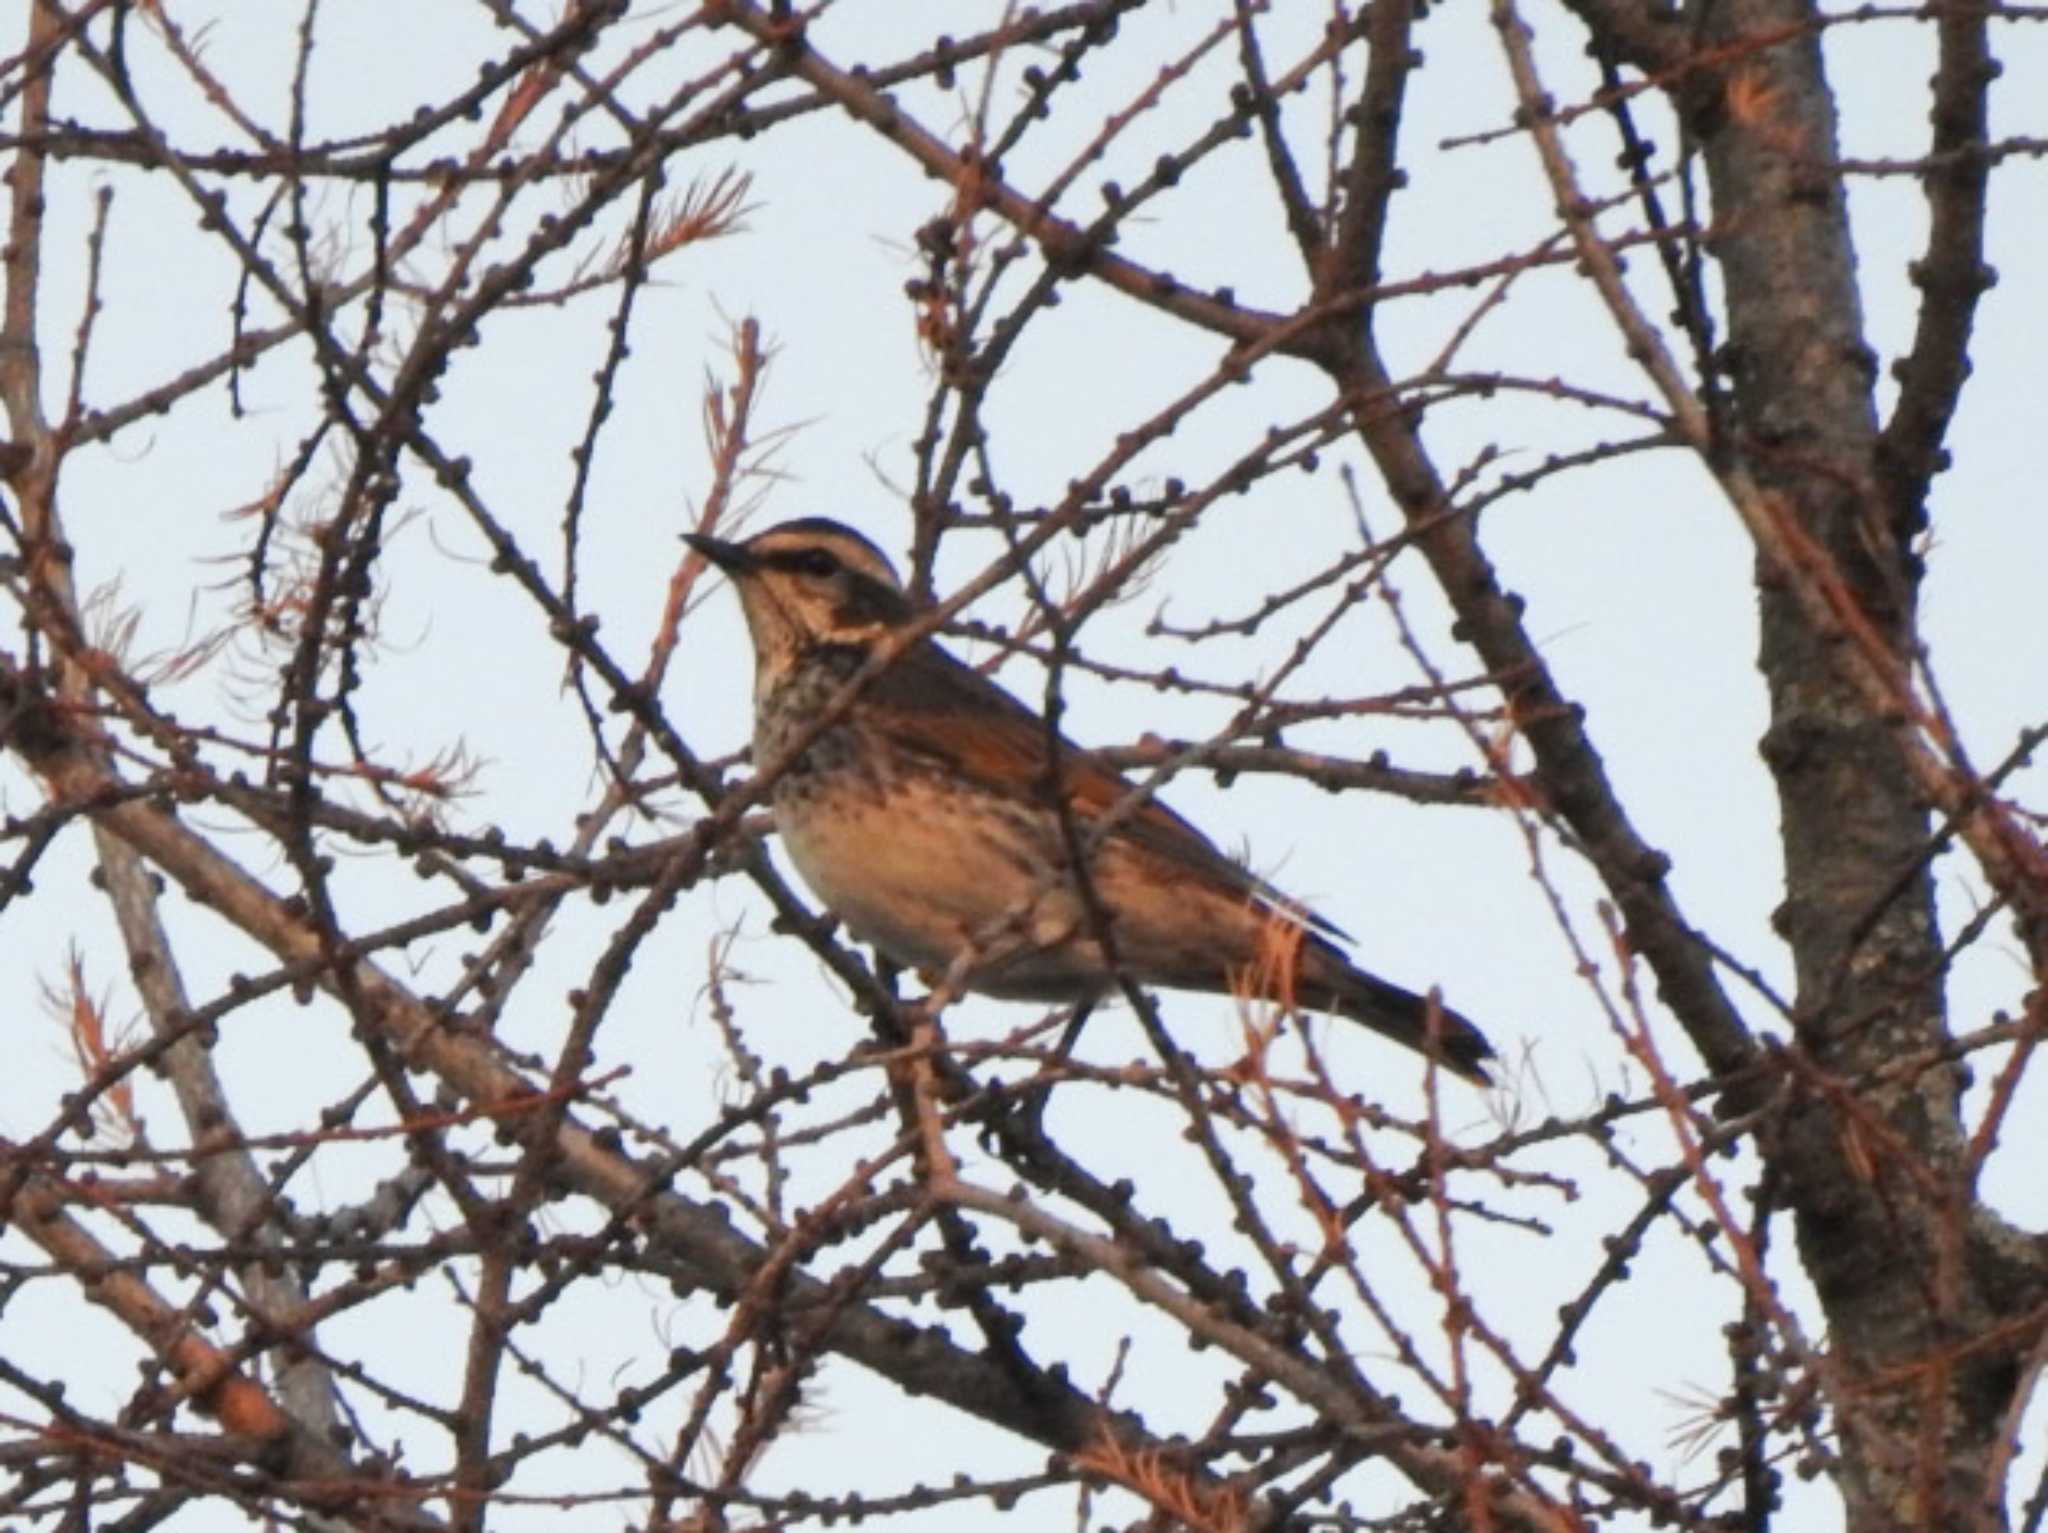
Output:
[{"xmin": 863, "ymin": 639, "xmax": 1342, "ymax": 934}]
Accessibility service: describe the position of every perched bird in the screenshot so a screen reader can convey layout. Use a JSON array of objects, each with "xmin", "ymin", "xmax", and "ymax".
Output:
[{"xmin": 684, "ymin": 517, "xmax": 1494, "ymax": 1083}]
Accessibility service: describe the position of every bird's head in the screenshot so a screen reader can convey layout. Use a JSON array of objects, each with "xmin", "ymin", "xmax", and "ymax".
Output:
[{"xmin": 684, "ymin": 518, "xmax": 912, "ymax": 685}]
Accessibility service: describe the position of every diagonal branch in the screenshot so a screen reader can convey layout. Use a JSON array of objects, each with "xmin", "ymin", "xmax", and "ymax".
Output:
[
  {"xmin": 1875, "ymin": 0, "xmax": 1995, "ymax": 535},
  {"xmin": 1491, "ymin": 0, "xmax": 2048, "ymax": 969},
  {"xmin": 707, "ymin": 0, "xmax": 1297, "ymax": 355},
  {"xmin": 0, "ymin": 658, "xmax": 1326, "ymax": 1526},
  {"xmin": 7, "ymin": 1160, "xmax": 444, "ymax": 1529},
  {"xmin": 1304, "ymin": 6, "xmax": 1760, "ymax": 1081}
]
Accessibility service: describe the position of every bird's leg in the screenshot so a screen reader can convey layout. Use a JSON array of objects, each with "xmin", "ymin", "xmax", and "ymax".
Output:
[
  {"xmin": 874, "ymin": 952, "xmax": 905, "ymax": 994},
  {"xmin": 1051, "ymin": 999, "xmax": 1097, "ymax": 1065},
  {"xmin": 974, "ymin": 998, "xmax": 1095, "ymax": 1149}
]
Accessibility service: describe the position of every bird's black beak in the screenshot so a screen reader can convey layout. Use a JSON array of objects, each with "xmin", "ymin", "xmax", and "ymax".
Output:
[{"xmin": 682, "ymin": 531, "xmax": 756, "ymax": 574}]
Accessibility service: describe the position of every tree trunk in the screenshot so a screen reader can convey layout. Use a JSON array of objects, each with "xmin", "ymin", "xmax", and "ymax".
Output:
[{"xmin": 1692, "ymin": 3, "xmax": 2017, "ymax": 1525}]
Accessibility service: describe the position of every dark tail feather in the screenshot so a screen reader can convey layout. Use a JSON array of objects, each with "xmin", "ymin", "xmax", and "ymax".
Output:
[{"xmin": 1299, "ymin": 958, "xmax": 1496, "ymax": 1085}]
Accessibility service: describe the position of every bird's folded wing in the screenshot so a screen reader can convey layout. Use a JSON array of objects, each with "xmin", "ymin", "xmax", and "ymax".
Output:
[{"xmin": 865, "ymin": 643, "xmax": 1348, "ymax": 940}]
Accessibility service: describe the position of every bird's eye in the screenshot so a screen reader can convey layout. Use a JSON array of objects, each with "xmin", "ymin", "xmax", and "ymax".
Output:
[{"xmin": 792, "ymin": 548, "xmax": 839, "ymax": 578}]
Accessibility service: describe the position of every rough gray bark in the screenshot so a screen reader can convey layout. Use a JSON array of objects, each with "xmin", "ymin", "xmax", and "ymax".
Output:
[{"xmin": 1684, "ymin": 5, "xmax": 2032, "ymax": 1527}]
